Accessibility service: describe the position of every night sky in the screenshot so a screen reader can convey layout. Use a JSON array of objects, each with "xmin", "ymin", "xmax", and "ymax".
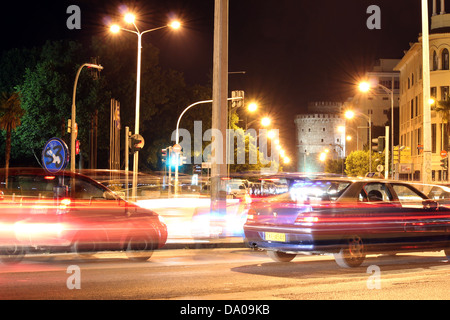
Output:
[{"xmin": 0, "ymin": 0, "xmax": 426, "ymax": 164}]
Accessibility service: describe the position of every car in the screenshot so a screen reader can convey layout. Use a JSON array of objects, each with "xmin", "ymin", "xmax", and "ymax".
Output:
[
  {"xmin": 243, "ymin": 176, "xmax": 450, "ymax": 268},
  {"xmin": 0, "ymin": 167, "xmax": 168, "ymax": 264}
]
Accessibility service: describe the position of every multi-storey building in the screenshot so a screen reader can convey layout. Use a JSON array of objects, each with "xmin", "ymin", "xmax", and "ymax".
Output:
[{"xmin": 394, "ymin": 1, "xmax": 450, "ymax": 181}]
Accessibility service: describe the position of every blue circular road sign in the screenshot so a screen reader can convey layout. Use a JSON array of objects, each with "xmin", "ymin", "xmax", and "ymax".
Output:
[{"xmin": 42, "ymin": 138, "xmax": 69, "ymax": 173}]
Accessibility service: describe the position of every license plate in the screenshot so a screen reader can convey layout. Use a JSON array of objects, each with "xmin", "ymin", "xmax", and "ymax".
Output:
[{"xmin": 265, "ymin": 232, "xmax": 286, "ymax": 242}]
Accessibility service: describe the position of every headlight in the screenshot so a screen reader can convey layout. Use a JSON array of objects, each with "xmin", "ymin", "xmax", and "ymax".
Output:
[{"xmin": 157, "ymin": 214, "xmax": 166, "ymax": 225}]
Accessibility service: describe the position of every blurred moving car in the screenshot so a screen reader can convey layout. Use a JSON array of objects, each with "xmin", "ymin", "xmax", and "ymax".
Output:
[
  {"xmin": 0, "ymin": 168, "xmax": 167, "ymax": 264},
  {"xmin": 78, "ymin": 169, "xmax": 162, "ymax": 199},
  {"xmin": 244, "ymin": 177, "xmax": 450, "ymax": 268},
  {"xmin": 427, "ymin": 184, "xmax": 450, "ymax": 206}
]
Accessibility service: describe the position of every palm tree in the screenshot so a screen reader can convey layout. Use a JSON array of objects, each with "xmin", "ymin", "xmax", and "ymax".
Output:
[
  {"xmin": 435, "ymin": 100, "xmax": 450, "ymax": 151},
  {"xmin": 0, "ymin": 92, "xmax": 25, "ymax": 184}
]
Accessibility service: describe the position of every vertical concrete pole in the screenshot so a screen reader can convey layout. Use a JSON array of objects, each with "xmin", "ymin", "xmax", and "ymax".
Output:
[{"xmin": 211, "ymin": 0, "xmax": 229, "ymax": 214}]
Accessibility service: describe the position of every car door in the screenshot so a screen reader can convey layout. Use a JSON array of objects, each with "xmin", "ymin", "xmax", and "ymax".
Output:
[
  {"xmin": 354, "ymin": 182, "xmax": 404, "ymax": 237},
  {"xmin": 390, "ymin": 183, "xmax": 450, "ymax": 238},
  {"xmin": 64, "ymin": 175, "xmax": 131, "ymax": 248}
]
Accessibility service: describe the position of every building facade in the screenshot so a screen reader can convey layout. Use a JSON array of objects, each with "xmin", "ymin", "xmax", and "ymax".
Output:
[
  {"xmin": 394, "ymin": 1, "xmax": 450, "ymax": 181},
  {"xmin": 295, "ymin": 102, "xmax": 345, "ymax": 172}
]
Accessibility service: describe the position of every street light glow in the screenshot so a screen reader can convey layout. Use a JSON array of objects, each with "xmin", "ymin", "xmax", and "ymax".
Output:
[
  {"xmin": 319, "ymin": 152, "xmax": 327, "ymax": 162},
  {"xmin": 248, "ymin": 102, "xmax": 257, "ymax": 112},
  {"xmin": 261, "ymin": 117, "xmax": 271, "ymax": 127},
  {"xmin": 359, "ymin": 81, "xmax": 371, "ymax": 93},
  {"xmin": 110, "ymin": 24, "xmax": 121, "ymax": 33},
  {"xmin": 268, "ymin": 129, "xmax": 276, "ymax": 139},
  {"xmin": 169, "ymin": 20, "xmax": 181, "ymax": 29},
  {"xmin": 344, "ymin": 110, "xmax": 355, "ymax": 120},
  {"xmin": 124, "ymin": 13, "xmax": 136, "ymax": 24}
]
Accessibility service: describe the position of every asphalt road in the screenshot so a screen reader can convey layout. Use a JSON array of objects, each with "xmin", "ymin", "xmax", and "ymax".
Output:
[{"xmin": 1, "ymin": 247, "xmax": 449, "ymax": 302}]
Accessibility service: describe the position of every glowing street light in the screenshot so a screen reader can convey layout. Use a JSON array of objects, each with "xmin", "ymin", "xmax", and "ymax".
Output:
[
  {"xmin": 169, "ymin": 20, "xmax": 181, "ymax": 29},
  {"xmin": 110, "ymin": 24, "xmax": 120, "ymax": 33},
  {"xmin": 344, "ymin": 110, "xmax": 355, "ymax": 120},
  {"xmin": 267, "ymin": 129, "xmax": 276, "ymax": 139},
  {"xmin": 359, "ymin": 81, "xmax": 371, "ymax": 93},
  {"xmin": 248, "ymin": 102, "xmax": 258, "ymax": 112},
  {"xmin": 124, "ymin": 13, "xmax": 135, "ymax": 24},
  {"xmin": 261, "ymin": 117, "xmax": 271, "ymax": 127}
]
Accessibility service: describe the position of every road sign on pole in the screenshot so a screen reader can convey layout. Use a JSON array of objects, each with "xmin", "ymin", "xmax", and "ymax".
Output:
[
  {"xmin": 173, "ymin": 143, "xmax": 182, "ymax": 153},
  {"xmin": 42, "ymin": 137, "xmax": 69, "ymax": 173}
]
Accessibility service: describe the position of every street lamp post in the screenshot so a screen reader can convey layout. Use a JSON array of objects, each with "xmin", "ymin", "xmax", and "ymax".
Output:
[
  {"xmin": 345, "ymin": 110, "xmax": 372, "ymax": 172},
  {"xmin": 173, "ymin": 97, "xmax": 244, "ymax": 195},
  {"xmin": 110, "ymin": 15, "xmax": 180, "ymax": 201},
  {"xmin": 359, "ymin": 81, "xmax": 394, "ymax": 178},
  {"xmin": 71, "ymin": 63, "xmax": 103, "ymax": 173}
]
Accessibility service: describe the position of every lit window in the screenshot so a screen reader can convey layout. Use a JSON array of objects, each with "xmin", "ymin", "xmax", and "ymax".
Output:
[{"xmin": 443, "ymin": 49, "xmax": 449, "ymax": 70}]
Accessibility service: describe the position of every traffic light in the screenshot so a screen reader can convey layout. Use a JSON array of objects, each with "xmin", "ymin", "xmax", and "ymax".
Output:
[
  {"xmin": 179, "ymin": 152, "xmax": 187, "ymax": 166},
  {"xmin": 231, "ymin": 90, "xmax": 245, "ymax": 109},
  {"xmin": 129, "ymin": 134, "xmax": 144, "ymax": 154},
  {"xmin": 440, "ymin": 157, "xmax": 448, "ymax": 170},
  {"xmin": 168, "ymin": 152, "xmax": 179, "ymax": 167},
  {"xmin": 161, "ymin": 148, "xmax": 168, "ymax": 164},
  {"xmin": 75, "ymin": 140, "xmax": 80, "ymax": 155},
  {"xmin": 372, "ymin": 136, "xmax": 385, "ymax": 153}
]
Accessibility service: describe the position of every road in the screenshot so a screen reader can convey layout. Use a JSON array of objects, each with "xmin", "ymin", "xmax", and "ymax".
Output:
[{"xmin": 1, "ymin": 246, "xmax": 449, "ymax": 303}]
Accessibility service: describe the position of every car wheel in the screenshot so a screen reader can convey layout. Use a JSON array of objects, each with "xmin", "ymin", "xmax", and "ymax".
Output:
[
  {"xmin": 125, "ymin": 236, "xmax": 154, "ymax": 262},
  {"xmin": 71, "ymin": 237, "xmax": 102, "ymax": 259},
  {"xmin": 267, "ymin": 250, "xmax": 296, "ymax": 262},
  {"xmin": 0, "ymin": 242, "xmax": 25, "ymax": 264},
  {"xmin": 334, "ymin": 235, "xmax": 366, "ymax": 268}
]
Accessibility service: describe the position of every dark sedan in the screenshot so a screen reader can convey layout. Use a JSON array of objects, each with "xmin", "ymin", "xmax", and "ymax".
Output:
[
  {"xmin": 0, "ymin": 168, "xmax": 167, "ymax": 263},
  {"xmin": 243, "ymin": 177, "xmax": 450, "ymax": 268}
]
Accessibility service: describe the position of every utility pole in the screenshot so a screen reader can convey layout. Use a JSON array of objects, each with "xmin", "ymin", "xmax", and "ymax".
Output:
[{"xmin": 211, "ymin": 0, "xmax": 229, "ymax": 215}]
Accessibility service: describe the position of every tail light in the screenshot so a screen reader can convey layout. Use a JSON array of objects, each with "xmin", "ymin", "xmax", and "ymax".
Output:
[
  {"xmin": 57, "ymin": 198, "xmax": 71, "ymax": 214},
  {"xmin": 295, "ymin": 214, "xmax": 319, "ymax": 224},
  {"xmin": 246, "ymin": 209, "xmax": 257, "ymax": 223}
]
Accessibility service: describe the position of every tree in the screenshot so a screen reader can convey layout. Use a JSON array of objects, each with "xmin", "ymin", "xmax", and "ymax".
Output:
[
  {"xmin": 345, "ymin": 150, "xmax": 385, "ymax": 177},
  {"xmin": 0, "ymin": 91, "xmax": 24, "ymax": 181},
  {"xmin": 435, "ymin": 99, "xmax": 450, "ymax": 149},
  {"xmin": 10, "ymin": 40, "xmax": 110, "ymax": 167},
  {"xmin": 324, "ymin": 158, "xmax": 345, "ymax": 175}
]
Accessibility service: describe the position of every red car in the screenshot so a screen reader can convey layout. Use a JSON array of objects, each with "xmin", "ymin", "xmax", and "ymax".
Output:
[{"xmin": 0, "ymin": 168, "xmax": 167, "ymax": 263}]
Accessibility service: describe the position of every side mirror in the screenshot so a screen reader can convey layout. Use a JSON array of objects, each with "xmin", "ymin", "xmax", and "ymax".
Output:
[
  {"xmin": 103, "ymin": 191, "xmax": 117, "ymax": 200},
  {"xmin": 422, "ymin": 199, "xmax": 438, "ymax": 210}
]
